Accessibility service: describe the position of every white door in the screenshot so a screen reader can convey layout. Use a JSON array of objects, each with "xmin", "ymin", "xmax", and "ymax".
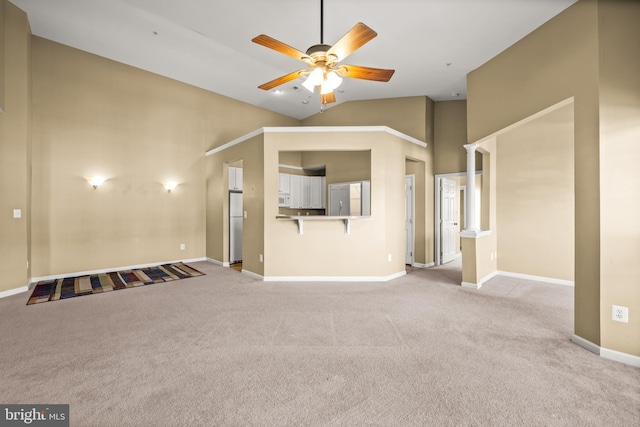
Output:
[
  {"xmin": 441, "ymin": 178, "xmax": 457, "ymax": 264},
  {"xmin": 405, "ymin": 176, "xmax": 414, "ymax": 265}
]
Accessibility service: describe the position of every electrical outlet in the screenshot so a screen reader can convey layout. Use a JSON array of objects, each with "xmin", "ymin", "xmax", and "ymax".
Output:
[
  {"xmin": 388, "ymin": 254, "xmax": 392, "ymax": 262},
  {"xmin": 259, "ymin": 254, "xmax": 263, "ymax": 262},
  {"xmin": 180, "ymin": 243, "xmax": 186, "ymax": 250},
  {"xmin": 612, "ymin": 305, "xmax": 628, "ymax": 323}
]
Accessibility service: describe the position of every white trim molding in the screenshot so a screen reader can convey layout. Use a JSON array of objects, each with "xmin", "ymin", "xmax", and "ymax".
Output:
[
  {"xmin": 0, "ymin": 286, "xmax": 29, "ymax": 299},
  {"xmin": 571, "ymin": 335, "xmax": 600, "ymax": 355},
  {"xmin": 412, "ymin": 262, "xmax": 435, "ymax": 269},
  {"xmin": 263, "ymin": 270, "xmax": 406, "ymax": 283},
  {"xmin": 571, "ymin": 335, "xmax": 640, "ymax": 368},
  {"xmin": 241, "ymin": 270, "xmax": 264, "ymax": 281},
  {"xmin": 278, "ymin": 164, "xmax": 304, "ymax": 171},
  {"xmin": 206, "ymin": 258, "xmax": 230, "ymax": 267},
  {"xmin": 460, "ymin": 229, "xmax": 493, "ymax": 238},
  {"xmin": 498, "ymin": 271, "xmax": 574, "ymax": 287},
  {"xmin": 462, "ymin": 270, "xmax": 498, "ymax": 290},
  {"xmin": 601, "ymin": 347, "xmax": 640, "ymax": 368},
  {"xmin": 205, "ymin": 126, "xmax": 427, "ymax": 156}
]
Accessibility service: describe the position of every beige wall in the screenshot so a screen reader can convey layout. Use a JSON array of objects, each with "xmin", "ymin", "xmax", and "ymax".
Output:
[
  {"xmin": 206, "ymin": 135, "xmax": 266, "ymax": 275},
  {"xmin": 303, "ymin": 96, "xmax": 435, "ymax": 264},
  {"xmin": 468, "ymin": 0, "xmax": 600, "ymax": 346},
  {"xmin": 29, "ymin": 37, "xmax": 296, "ymax": 278},
  {"xmin": 263, "ymin": 130, "xmax": 428, "ymax": 277},
  {"xmin": 496, "ymin": 104, "xmax": 574, "ymax": 281},
  {"xmin": 467, "ymin": 0, "xmax": 639, "ymax": 357},
  {"xmin": 0, "ymin": 1, "xmax": 30, "ymax": 293},
  {"xmin": 433, "ymin": 101, "xmax": 482, "ymax": 174},
  {"xmin": 0, "ymin": 0, "xmax": 5, "ymax": 112},
  {"xmin": 302, "ymin": 96, "xmax": 430, "ymax": 142},
  {"xmin": 597, "ymin": 0, "xmax": 640, "ymax": 356}
]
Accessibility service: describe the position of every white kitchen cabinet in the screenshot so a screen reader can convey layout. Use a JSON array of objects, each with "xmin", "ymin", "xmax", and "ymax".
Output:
[
  {"xmin": 286, "ymin": 174, "xmax": 325, "ymax": 210},
  {"xmin": 321, "ymin": 176, "xmax": 326, "ymax": 208},
  {"xmin": 289, "ymin": 174, "xmax": 301, "ymax": 209},
  {"xmin": 310, "ymin": 176, "xmax": 323, "ymax": 209},
  {"xmin": 229, "ymin": 167, "xmax": 243, "ymax": 191},
  {"xmin": 278, "ymin": 173, "xmax": 290, "ymax": 194},
  {"xmin": 301, "ymin": 176, "xmax": 311, "ymax": 208}
]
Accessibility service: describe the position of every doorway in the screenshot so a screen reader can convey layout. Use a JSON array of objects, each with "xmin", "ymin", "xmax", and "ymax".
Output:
[
  {"xmin": 227, "ymin": 160, "xmax": 243, "ymax": 269},
  {"xmin": 440, "ymin": 177, "xmax": 457, "ymax": 264}
]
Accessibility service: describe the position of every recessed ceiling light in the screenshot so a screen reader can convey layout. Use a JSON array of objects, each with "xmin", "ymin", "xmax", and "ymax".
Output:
[
  {"xmin": 451, "ymin": 92, "xmax": 460, "ymax": 97},
  {"xmin": 273, "ymin": 89, "xmax": 283, "ymax": 95},
  {"xmin": 301, "ymin": 100, "xmax": 309, "ymax": 104}
]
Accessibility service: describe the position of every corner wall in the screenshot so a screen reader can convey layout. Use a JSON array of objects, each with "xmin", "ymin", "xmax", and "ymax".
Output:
[
  {"xmin": 467, "ymin": 0, "xmax": 639, "ymax": 359},
  {"xmin": 302, "ymin": 97, "xmax": 435, "ymax": 264},
  {"xmin": 597, "ymin": 0, "xmax": 640, "ymax": 357},
  {"xmin": 0, "ymin": 1, "xmax": 30, "ymax": 294},
  {"xmin": 29, "ymin": 37, "xmax": 297, "ymax": 279}
]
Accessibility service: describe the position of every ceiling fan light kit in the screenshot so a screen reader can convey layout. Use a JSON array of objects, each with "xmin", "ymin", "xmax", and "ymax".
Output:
[{"xmin": 252, "ymin": 0, "xmax": 394, "ymax": 108}]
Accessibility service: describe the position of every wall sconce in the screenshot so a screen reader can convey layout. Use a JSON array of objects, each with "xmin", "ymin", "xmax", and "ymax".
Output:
[
  {"xmin": 86, "ymin": 176, "xmax": 106, "ymax": 189},
  {"xmin": 164, "ymin": 181, "xmax": 178, "ymax": 193}
]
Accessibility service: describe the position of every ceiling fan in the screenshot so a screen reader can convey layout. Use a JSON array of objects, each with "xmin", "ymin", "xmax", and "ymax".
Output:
[{"xmin": 252, "ymin": 0, "xmax": 395, "ymax": 106}]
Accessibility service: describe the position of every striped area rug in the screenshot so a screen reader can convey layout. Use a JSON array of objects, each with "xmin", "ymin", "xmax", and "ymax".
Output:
[{"xmin": 27, "ymin": 262, "xmax": 205, "ymax": 305}]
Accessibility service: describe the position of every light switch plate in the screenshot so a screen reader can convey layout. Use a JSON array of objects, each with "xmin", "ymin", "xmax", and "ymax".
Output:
[{"xmin": 13, "ymin": 209, "xmax": 21, "ymax": 219}]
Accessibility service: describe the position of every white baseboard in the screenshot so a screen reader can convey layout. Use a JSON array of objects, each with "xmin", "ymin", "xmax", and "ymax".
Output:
[
  {"xmin": 241, "ymin": 269, "xmax": 264, "ymax": 281},
  {"xmin": 0, "ymin": 286, "xmax": 30, "ymax": 299},
  {"xmin": 571, "ymin": 334, "xmax": 600, "ymax": 355},
  {"xmin": 263, "ymin": 270, "xmax": 407, "ymax": 282},
  {"xmin": 498, "ymin": 271, "xmax": 574, "ymax": 287},
  {"xmin": 461, "ymin": 281, "xmax": 481, "ymax": 290},
  {"xmin": 571, "ymin": 334, "xmax": 640, "ymax": 367},
  {"xmin": 29, "ymin": 257, "xmax": 207, "ymax": 284},
  {"xmin": 412, "ymin": 262, "xmax": 435, "ymax": 269},
  {"xmin": 601, "ymin": 347, "xmax": 640, "ymax": 368},
  {"xmin": 461, "ymin": 271, "xmax": 498, "ymax": 290},
  {"xmin": 206, "ymin": 258, "xmax": 229, "ymax": 267}
]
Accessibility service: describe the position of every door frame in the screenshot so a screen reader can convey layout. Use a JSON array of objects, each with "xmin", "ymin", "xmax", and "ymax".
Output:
[
  {"xmin": 405, "ymin": 174, "xmax": 415, "ymax": 266},
  {"xmin": 434, "ymin": 171, "xmax": 481, "ymax": 266}
]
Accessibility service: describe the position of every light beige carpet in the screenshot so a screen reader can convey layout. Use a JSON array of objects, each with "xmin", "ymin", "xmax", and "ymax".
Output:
[{"xmin": 0, "ymin": 260, "xmax": 638, "ymax": 426}]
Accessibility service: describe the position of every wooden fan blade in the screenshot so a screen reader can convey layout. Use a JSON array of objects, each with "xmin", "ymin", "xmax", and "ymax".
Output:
[
  {"xmin": 252, "ymin": 34, "xmax": 311, "ymax": 62},
  {"xmin": 258, "ymin": 70, "xmax": 308, "ymax": 90},
  {"xmin": 337, "ymin": 65, "xmax": 395, "ymax": 82},
  {"xmin": 326, "ymin": 22, "xmax": 377, "ymax": 62},
  {"xmin": 321, "ymin": 91, "xmax": 336, "ymax": 104}
]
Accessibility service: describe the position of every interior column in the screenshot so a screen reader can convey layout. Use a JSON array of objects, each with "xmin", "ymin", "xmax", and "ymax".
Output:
[{"xmin": 464, "ymin": 143, "xmax": 479, "ymax": 231}]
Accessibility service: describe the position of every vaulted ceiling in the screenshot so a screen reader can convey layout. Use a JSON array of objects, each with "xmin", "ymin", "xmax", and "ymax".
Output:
[{"xmin": 11, "ymin": 0, "xmax": 578, "ymax": 119}]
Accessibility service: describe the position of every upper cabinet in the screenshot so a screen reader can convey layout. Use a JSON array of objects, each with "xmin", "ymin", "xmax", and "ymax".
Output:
[
  {"xmin": 229, "ymin": 167, "xmax": 243, "ymax": 191},
  {"xmin": 309, "ymin": 176, "xmax": 324, "ymax": 209},
  {"xmin": 284, "ymin": 173, "xmax": 325, "ymax": 210},
  {"xmin": 278, "ymin": 173, "xmax": 290, "ymax": 194}
]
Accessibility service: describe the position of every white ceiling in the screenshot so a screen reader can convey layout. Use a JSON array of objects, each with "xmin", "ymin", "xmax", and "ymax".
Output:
[{"xmin": 10, "ymin": 0, "xmax": 578, "ymax": 119}]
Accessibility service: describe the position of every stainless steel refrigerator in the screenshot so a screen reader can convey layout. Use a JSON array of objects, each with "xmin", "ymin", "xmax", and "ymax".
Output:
[{"xmin": 229, "ymin": 191, "xmax": 243, "ymax": 264}]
